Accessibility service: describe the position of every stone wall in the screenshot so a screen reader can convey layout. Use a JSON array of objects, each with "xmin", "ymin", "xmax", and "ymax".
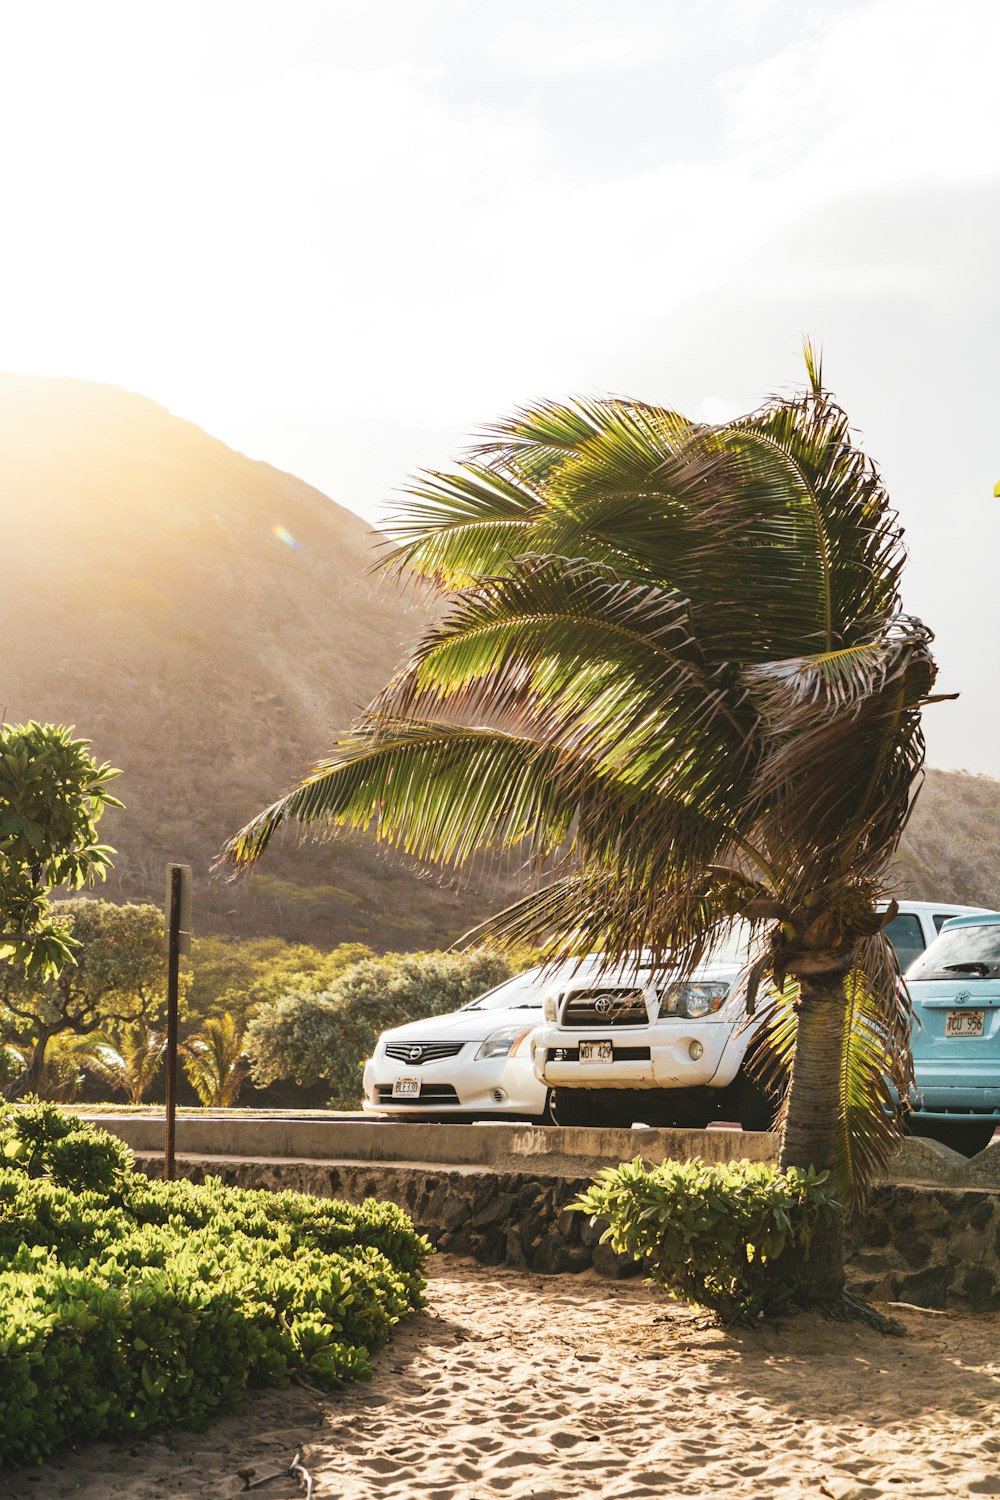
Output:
[
  {"xmin": 135, "ymin": 1153, "xmax": 1000, "ymax": 1308},
  {"xmin": 847, "ymin": 1185, "xmax": 1000, "ymax": 1311}
]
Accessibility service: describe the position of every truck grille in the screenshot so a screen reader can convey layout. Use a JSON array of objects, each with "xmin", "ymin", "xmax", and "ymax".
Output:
[
  {"xmin": 561, "ymin": 987, "xmax": 650, "ymax": 1028},
  {"xmin": 384, "ymin": 1041, "xmax": 465, "ymax": 1066},
  {"xmin": 375, "ymin": 1084, "xmax": 461, "ymax": 1105}
]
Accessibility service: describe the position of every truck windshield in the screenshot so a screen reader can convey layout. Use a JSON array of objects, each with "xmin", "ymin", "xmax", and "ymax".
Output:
[
  {"xmin": 907, "ymin": 925, "xmax": 1000, "ymax": 982},
  {"xmin": 703, "ymin": 922, "xmax": 753, "ymax": 967}
]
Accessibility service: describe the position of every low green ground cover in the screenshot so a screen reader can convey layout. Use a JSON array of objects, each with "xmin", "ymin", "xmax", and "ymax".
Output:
[{"xmin": 0, "ymin": 1103, "xmax": 430, "ymax": 1464}]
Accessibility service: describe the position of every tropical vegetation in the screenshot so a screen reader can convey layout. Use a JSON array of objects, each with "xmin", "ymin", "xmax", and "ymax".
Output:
[
  {"xmin": 0, "ymin": 901, "xmax": 167, "ymax": 1100},
  {"xmin": 183, "ymin": 934, "xmax": 375, "ymax": 1026},
  {"xmin": 0, "ymin": 1102, "xmax": 429, "ymax": 1464},
  {"xmin": 225, "ymin": 349, "xmax": 943, "ymax": 1305},
  {"xmin": 0, "ymin": 721, "xmax": 120, "ymax": 980},
  {"xmin": 85, "ymin": 1020, "xmax": 168, "ymax": 1105},
  {"xmin": 181, "ymin": 1011, "xmax": 249, "ymax": 1106},
  {"xmin": 245, "ymin": 947, "xmax": 526, "ymax": 1106}
]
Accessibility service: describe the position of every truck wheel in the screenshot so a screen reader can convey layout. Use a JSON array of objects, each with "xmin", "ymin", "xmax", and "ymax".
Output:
[
  {"xmin": 734, "ymin": 1071, "xmax": 779, "ymax": 1133},
  {"xmin": 553, "ymin": 1088, "xmax": 601, "ymax": 1126},
  {"xmin": 552, "ymin": 1089, "xmax": 637, "ymax": 1127}
]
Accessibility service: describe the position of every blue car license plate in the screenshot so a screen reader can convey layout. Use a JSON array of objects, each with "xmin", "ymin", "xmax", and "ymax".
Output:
[{"xmin": 945, "ymin": 1011, "xmax": 984, "ymax": 1038}]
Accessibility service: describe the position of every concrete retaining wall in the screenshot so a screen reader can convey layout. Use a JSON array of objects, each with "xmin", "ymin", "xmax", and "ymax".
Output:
[{"xmin": 84, "ymin": 1114, "xmax": 999, "ymax": 1189}]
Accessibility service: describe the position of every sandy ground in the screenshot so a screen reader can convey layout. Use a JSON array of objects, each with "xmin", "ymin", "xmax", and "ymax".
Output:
[{"xmin": 3, "ymin": 1261, "xmax": 1000, "ymax": 1500}]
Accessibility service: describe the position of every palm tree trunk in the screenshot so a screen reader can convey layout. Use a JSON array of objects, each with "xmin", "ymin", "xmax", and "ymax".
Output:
[{"xmin": 777, "ymin": 973, "xmax": 846, "ymax": 1300}]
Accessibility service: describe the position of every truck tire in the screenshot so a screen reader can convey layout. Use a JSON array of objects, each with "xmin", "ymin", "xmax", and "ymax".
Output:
[
  {"xmin": 553, "ymin": 1088, "xmax": 634, "ymax": 1127},
  {"xmin": 733, "ymin": 1070, "xmax": 779, "ymax": 1133}
]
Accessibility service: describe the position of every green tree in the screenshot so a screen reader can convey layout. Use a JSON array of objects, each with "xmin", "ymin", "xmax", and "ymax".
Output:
[
  {"xmin": 182, "ymin": 1012, "xmax": 249, "ymax": 1107},
  {"xmin": 244, "ymin": 949, "xmax": 520, "ymax": 1107},
  {"xmin": 0, "ymin": 901, "xmax": 167, "ymax": 1100},
  {"xmin": 225, "ymin": 351, "xmax": 942, "ymax": 1306},
  {"xmin": 0, "ymin": 722, "xmax": 121, "ymax": 979},
  {"xmin": 184, "ymin": 935, "xmax": 374, "ymax": 1027},
  {"xmin": 85, "ymin": 1019, "xmax": 167, "ymax": 1104}
]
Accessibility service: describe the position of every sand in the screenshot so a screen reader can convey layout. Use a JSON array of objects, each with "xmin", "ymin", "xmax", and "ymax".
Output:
[{"xmin": 3, "ymin": 1261, "xmax": 999, "ymax": 1499}]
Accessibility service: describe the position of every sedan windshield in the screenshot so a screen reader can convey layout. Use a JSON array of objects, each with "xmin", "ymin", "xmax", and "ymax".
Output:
[
  {"xmin": 462, "ymin": 970, "xmax": 547, "ymax": 1012},
  {"xmin": 907, "ymin": 925, "xmax": 1000, "ymax": 981}
]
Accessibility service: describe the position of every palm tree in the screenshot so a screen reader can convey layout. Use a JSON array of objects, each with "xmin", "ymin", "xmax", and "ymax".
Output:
[
  {"xmin": 1, "ymin": 1035, "xmax": 91, "ymax": 1102},
  {"xmin": 224, "ymin": 349, "xmax": 942, "ymax": 1303},
  {"xmin": 182, "ymin": 1012, "xmax": 249, "ymax": 1108},
  {"xmin": 86, "ymin": 1021, "xmax": 166, "ymax": 1104}
]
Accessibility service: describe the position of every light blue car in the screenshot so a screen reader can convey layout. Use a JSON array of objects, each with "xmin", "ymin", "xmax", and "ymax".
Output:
[{"xmin": 906, "ymin": 912, "xmax": 1000, "ymax": 1157}]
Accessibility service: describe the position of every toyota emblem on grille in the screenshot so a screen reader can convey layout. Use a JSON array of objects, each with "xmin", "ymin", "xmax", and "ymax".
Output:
[
  {"xmin": 594, "ymin": 996, "xmax": 614, "ymax": 1014},
  {"xmin": 408, "ymin": 1046, "xmax": 424, "ymax": 1059}
]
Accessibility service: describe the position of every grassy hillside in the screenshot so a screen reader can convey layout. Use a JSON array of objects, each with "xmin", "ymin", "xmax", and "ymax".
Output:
[
  {"xmin": 0, "ymin": 372, "xmax": 498, "ymax": 949},
  {"xmin": 892, "ymin": 768, "xmax": 1000, "ymax": 911}
]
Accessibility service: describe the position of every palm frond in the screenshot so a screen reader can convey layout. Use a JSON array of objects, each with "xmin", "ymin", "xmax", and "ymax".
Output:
[
  {"xmin": 223, "ymin": 721, "xmax": 582, "ymax": 872},
  {"xmin": 382, "ymin": 464, "xmax": 544, "ymax": 585},
  {"xmin": 182, "ymin": 1012, "xmax": 248, "ymax": 1108}
]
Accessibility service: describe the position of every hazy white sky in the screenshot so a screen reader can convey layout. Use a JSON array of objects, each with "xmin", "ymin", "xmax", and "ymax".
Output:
[{"xmin": 1, "ymin": 0, "xmax": 998, "ymax": 775}]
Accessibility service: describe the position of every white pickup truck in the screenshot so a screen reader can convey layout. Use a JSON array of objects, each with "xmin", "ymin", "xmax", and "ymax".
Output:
[{"xmin": 531, "ymin": 901, "xmax": 992, "ymax": 1129}]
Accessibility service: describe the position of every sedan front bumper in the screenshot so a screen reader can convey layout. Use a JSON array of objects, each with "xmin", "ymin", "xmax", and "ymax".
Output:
[{"xmin": 362, "ymin": 1050, "xmax": 547, "ymax": 1118}]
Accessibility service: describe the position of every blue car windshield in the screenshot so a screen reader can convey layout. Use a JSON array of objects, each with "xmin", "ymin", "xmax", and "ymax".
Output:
[{"xmin": 907, "ymin": 926, "xmax": 1000, "ymax": 981}]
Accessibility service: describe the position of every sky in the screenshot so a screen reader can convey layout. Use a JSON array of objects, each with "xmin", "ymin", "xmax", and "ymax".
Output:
[{"xmin": 1, "ymin": 0, "xmax": 998, "ymax": 776}]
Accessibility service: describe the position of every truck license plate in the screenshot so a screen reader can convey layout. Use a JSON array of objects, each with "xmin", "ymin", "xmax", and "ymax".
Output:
[
  {"xmin": 392, "ymin": 1077, "xmax": 421, "ymax": 1098},
  {"xmin": 945, "ymin": 1011, "xmax": 984, "ymax": 1038},
  {"xmin": 580, "ymin": 1040, "xmax": 613, "ymax": 1063}
]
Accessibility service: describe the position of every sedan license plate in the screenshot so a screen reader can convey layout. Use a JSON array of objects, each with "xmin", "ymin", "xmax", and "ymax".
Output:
[
  {"xmin": 580, "ymin": 1039, "xmax": 613, "ymax": 1063},
  {"xmin": 945, "ymin": 1011, "xmax": 984, "ymax": 1038},
  {"xmin": 392, "ymin": 1077, "xmax": 421, "ymax": 1098}
]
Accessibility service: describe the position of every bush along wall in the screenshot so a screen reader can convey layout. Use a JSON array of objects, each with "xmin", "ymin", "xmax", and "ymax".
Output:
[
  {"xmin": 573, "ymin": 1157, "xmax": 841, "ymax": 1325},
  {"xmin": 0, "ymin": 1103, "xmax": 431, "ymax": 1464}
]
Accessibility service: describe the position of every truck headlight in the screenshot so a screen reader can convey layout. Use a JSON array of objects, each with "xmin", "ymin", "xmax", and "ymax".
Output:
[
  {"xmin": 543, "ymin": 994, "xmax": 558, "ymax": 1023},
  {"xmin": 474, "ymin": 1027, "xmax": 532, "ymax": 1061},
  {"xmin": 658, "ymin": 982, "xmax": 729, "ymax": 1020}
]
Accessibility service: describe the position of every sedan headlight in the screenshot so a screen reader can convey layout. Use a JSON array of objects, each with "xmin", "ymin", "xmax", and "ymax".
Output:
[
  {"xmin": 474, "ymin": 1026, "xmax": 532, "ymax": 1061},
  {"xmin": 657, "ymin": 982, "xmax": 729, "ymax": 1020}
]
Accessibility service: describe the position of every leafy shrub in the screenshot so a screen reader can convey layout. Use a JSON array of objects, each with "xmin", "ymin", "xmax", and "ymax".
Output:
[
  {"xmin": 0, "ymin": 1100, "xmax": 133, "ymax": 1192},
  {"xmin": 245, "ymin": 948, "xmax": 530, "ymax": 1107},
  {"xmin": 573, "ymin": 1157, "xmax": 841, "ymax": 1325},
  {"xmin": 0, "ymin": 1109, "xmax": 430, "ymax": 1463}
]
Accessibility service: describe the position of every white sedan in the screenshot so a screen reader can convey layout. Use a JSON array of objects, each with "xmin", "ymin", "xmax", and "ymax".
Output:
[{"xmin": 362, "ymin": 959, "xmax": 608, "ymax": 1122}]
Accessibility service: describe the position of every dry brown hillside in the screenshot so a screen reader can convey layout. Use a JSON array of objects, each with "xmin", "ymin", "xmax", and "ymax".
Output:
[
  {"xmin": 892, "ymin": 768, "xmax": 1000, "ymax": 910},
  {"xmin": 0, "ymin": 372, "xmax": 493, "ymax": 949},
  {"xmin": 1, "ymin": 372, "xmax": 994, "ymax": 949}
]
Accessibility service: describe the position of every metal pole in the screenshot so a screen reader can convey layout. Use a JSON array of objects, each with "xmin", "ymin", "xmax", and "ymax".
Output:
[{"xmin": 164, "ymin": 865, "xmax": 181, "ymax": 1181}]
